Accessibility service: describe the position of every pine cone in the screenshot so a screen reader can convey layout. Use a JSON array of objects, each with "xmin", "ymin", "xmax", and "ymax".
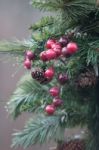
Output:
[
  {"xmin": 76, "ymin": 70, "xmax": 97, "ymax": 88},
  {"xmin": 31, "ymin": 68, "xmax": 50, "ymax": 84},
  {"xmin": 56, "ymin": 139, "xmax": 85, "ymax": 150}
]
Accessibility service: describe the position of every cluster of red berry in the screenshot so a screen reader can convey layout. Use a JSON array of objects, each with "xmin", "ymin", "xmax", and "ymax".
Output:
[
  {"xmin": 44, "ymin": 72, "xmax": 69, "ymax": 115},
  {"xmin": 40, "ymin": 36, "xmax": 78, "ymax": 61},
  {"xmin": 23, "ymin": 36, "xmax": 78, "ymax": 115},
  {"xmin": 24, "ymin": 50, "xmax": 35, "ymax": 69},
  {"xmin": 45, "ymin": 86, "xmax": 63, "ymax": 115},
  {"xmin": 40, "ymin": 37, "xmax": 78, "ymax": 115}
]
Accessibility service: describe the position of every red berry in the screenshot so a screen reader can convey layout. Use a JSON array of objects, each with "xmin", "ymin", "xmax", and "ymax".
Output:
[
  {"xmin": 53, "ymin": 48, "xmax": 62, "ymax": 57},
  {"xmin": 52, "ymin": 44, "xmax": 62, "ymax": 57},
  {"xmin": 59, "ymin": 36, "xmax": 69, "ymax": 47},
  {"xmin": 45, "ymin": 105, "xmax": 55, "ymax": 115},
  {"xmin": 26, "ymin": 50, "xmax": 35, "ymax": 60},
  {"xmin": 44, "ymin": 68, "xmax": 55, "ymax": 79},
  {"xmin": 46, "ymin": 39, "xmax": 56, "ymax": 49},
  {"xmin": 49, "ymin": 87, "xmax": 60, "ymax": 97},
  {"xmin": 58, "ymin": 73, "xmax": 68, "ymax": 85},
  {"xmin": 66, "ymin": 42, "xmax": 78, "ymax": 54},
  {"xmin": 51, "ymin": 42, "xmax": 61, "ymax": 49},
  {"xmin": 62, "ymin": 47, "xmax": 71, "ymax": 58},
  {"xmin": 40, "ymin": 51, "xmax": 48, "ymax": 61},
  {"xmin": 46, "ymin": 49, "xmax": 56, "ymax": 60},
  {"xmin": 53, "ymin": 97, "xmax": 63, "ymax": 107},
  {"xmin": 24, "ymin": 59, "xmax": 31, "ymax": 69}
]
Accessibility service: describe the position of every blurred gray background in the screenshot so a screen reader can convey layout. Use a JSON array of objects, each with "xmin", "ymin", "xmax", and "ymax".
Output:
[{"xmin": 0, "ymin": 0, "xmax": 54, "ymax": 150}]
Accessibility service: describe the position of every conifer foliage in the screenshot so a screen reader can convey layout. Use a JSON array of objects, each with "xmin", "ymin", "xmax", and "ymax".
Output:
[{"xmin": 1, "ymin": 0, "xmax": 99, "ymax": 150}]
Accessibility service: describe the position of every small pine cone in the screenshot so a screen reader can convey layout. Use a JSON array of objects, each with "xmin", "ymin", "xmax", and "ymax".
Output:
[
  {"xmin": 57, "ymin": 139, "xmax": 85, "ymax": 150},
  {"xmin": 76, "ymin": 70, "xmax": 97, "ymax": 88},
  {"xmin": 31, "ymin": 68, "xmax": 50, "ymax": 84}
]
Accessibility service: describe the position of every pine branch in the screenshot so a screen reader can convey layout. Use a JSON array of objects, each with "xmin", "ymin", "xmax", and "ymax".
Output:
[
  {"xmin": 12, "ymin": 115, "xmax": 65, "ymax": 148},
  {"xmin": 0, "ymin": 39, "xmax": 34, "ymax": 55},
  {"xmin": 30, "ymin": 16, "xmax": 65, "ymax": 41},
  {"xmin": 7, "ymin": 74, "xmax": 50, "ymax": 118},
  {"xmin": 31, "ymin": 0, "xmax": 95, "ymax": 23},
  {"xmin": 30, "ymin": 16, "xmax": 54, "ymax": 31},
  {"xmin": 12, "ymin": 109, "xmax": 88, "ymax": 149},
  {"xmin": 31, "ymin": 0, "xmax": 95, "ymax": 12}
]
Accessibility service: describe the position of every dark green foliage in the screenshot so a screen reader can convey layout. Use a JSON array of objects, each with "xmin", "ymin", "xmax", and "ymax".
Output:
[
  {"xmin": 78, "ymin": 9, "xmax": 99, "ymax": 35},
  {"xmin": 86, "ymin": 80, "xmax": 99, "ymax": 150}
]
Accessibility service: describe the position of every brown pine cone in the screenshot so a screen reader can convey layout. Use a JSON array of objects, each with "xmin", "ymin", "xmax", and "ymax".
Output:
[
  {"xmin": 56, "ymin": 139, "xmax": 85, "ymax": 150},
  {"xmin": 76, "ymin": 70, "xmax": 97, "ymax": 88},
  {"xmin": 31, "ymin": 68, "xmax": 50, "ymax": 84}
]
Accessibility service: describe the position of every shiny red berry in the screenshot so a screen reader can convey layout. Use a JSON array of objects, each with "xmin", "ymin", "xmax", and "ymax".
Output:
[
  {"xmin": 62, "ymin": 47, "xmax": 71, "ymax": 58},
  {"xmin": 24, "ymin": 59, "xmax": 31, "ymax": 69},
  {"xmin": 46, "ymin": 39, "xmax": 56, "ymax": 49},
  {"xmin": 66, "ymin": 42, "xmax": 78, "ymax": 54},
  {"xmin": 54, "ymin": 48, "xmax": 62, "ymax": 57},
  {"xmin": 40, "ymin": 51, "xmax": 48, "ymax": 61},
  {"xmin": 51, "ymin": 42, "xmax": 61, "ymax": 49},
  {"xmin": 49, "ymin": 87, "xmax": 60, "ymax": 97},
  {"xmin": 58, "ymin": 73, "xmax": 68, "ymax": 85},
  {"xmin": 26, "ymin": 50, "xmax": 35, "ymax": 60},
  {"xmin": 52, "ymin": 44, "xmax": 62, "ymax": 57},
  {"xmin": 45, "ymin": 105, "xmax": 55, "ymax": 115},
  {"xmin": 46, "ymin": 49, "xmax": 56, "ymax": 60},
  {"xmin": 53, "ymin": 97, "xmax": 63, "ymax": 107},
  {"xmin": 44, "ymin": 68, "xmax": 55, "ymax": 79}
]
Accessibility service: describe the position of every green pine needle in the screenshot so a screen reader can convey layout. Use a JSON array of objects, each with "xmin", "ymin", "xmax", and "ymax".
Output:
[
  {"xmin": 12, "ymin": 115, "xmax": 65, "ymax": 148},
  {"xmin": 30, "ymin": 16, "xmax": 54, "ymax": 31},
  {"xmin": 31, "ymin": 0, "xmax": 95, "ymax": 22},
  {"xmin": 7, "ymin": 74, "xmax": 50, "ymax": 118},
  {"xmin": 0, "ymin": 39, "xmax": 34, "ymax": 55}
]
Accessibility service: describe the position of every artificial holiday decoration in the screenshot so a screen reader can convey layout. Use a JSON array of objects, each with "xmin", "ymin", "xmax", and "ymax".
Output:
[
  {"xmin": 56, "ymin": 139, "xmax": 85, "ymax": 150},
  {"xmin": 51, "ymin": 42, "xmax": 61, "ymax": 49},
  {"xmin": 62, "ymin": 47, "xmax": 71, "ymax": 58},
  {"xmin": 49, "ymin": 87, "xmax": 60, "ymax": 97},
  {"xmin": 44, "ymin": 67, "xmax": 55, "ymax": 79},
  {"xmin": 59, "ymin": 36, "xmax": 69, "ymax": 47},
  {"xmin": 76, "ymin": 70, "xmax": 97, "ymax": 88},
  {"xmin": 58, "ymin": 73, "xmax": 68, "ymax": 85},
  {"xmin": 26, "ymin": 50, "xmax": 35, "ymax": 61},
  {"xmin": 45, "ymin": 104, "xmax": 56, "ymax": 115},
  {"xmin": 46, "ymin": 39, "xmax": 56, "ymax": 49},
  {"xmin": 24, "ymin": 59, "xmax": 31, "ymax": 69},
  {"xmin": 31, "ymin": 68, "xmax": 50, "ymax": 84},
  {"xmin": 53, "ymin": 97, "xmax": 63, "ymax": 107},
  {"xmin": 66, "ymin": 42, "xmax": 78, "ymax": 55},
  {"xmin": 53, "ymin": 46, "xmax": 62, "ymax": 57},
  {"xmin": 46, "ymin": 49, "xmax": 56, "ymax": 60},
  {"xmin": 1, "ymin": 0, "xmax": 99, "ymax": 150},
  {"xmin": 40, "ymin": 51, "xmax": 48, "ymax": 61}
]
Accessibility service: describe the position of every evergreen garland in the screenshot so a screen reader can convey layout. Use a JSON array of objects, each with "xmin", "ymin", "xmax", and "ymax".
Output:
[{"xmin": 0, "ymin": 0, "xmax": 99, "ymax": 150}]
